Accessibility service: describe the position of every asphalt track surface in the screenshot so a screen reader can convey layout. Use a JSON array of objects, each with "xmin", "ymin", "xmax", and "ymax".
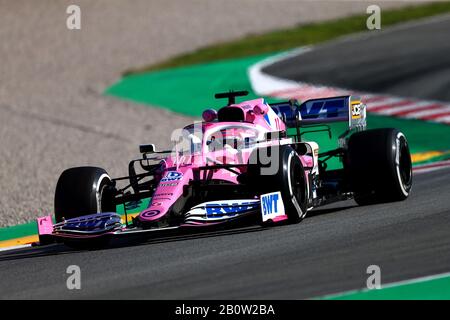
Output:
[
  {"xmin": 1, "ymin": 6, "xmax": 449, "ymax": 299},
  {"xmin": 263, "ymin": 14, "xmax": 450, "ymax": 103},
  {"xmin": 1, "ymin": 167, "xmax": 449, "ymax": 299}
]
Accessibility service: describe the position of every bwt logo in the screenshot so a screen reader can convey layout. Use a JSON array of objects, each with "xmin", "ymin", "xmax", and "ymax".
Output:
[
  {"xmin": 261, "ymin": 193, "xmax": 279, "ymax": 215},
  {"xmin": 300, "ymin": 100, "xmax": 345, "ymax": 119},
  {"xmin": 206, "ymin": 202, "xmax": 256, "ymax": 218},
  {"xmin": 260, "ymin": 191, "xmax": 285, "ymax": 222},
  {"xmin": 161, "ymin": 171, "xmax": 183, "ymax": 182}
]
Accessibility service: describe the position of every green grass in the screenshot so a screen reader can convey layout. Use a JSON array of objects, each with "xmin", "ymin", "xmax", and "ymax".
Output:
[
  {"xmin": 323, "ymin": 273, "xmax": 450, "ymax": 300},
  {"xmin": 126, "ymin": 2, "xmax": 450, "ymax": 74}
]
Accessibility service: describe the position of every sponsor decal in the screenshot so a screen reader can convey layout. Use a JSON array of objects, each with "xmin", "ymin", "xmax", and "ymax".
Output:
[
  {"xmin": 300, "ymin": 99, "xmax": 346, "ymax": 119},
  {"xmin": 161, "ymin": 171, "xmax": 183, "ymax": 182},
  {"xmin": 260, "ymin": 191, "xmax": 285, "ymax": 222},
  {"xmin": 160, "ymin": 183, "xmax": 178, "ymax": 187},
  {"xmin": 141, "ymin": 209, "xmax": 161, "ymax": 218},
  {"xmin": 151, "ymin": 202, "xmax": 162, "ymax": 207},
  {"xmin": 151, "ymin": 197, "xmax": 171, "ymax": 201},
  {"xmin": 60, "ymin": 213, "xmax": 121, "ymax": 232},
  {"xmin": 153, "ymin": 192, "xmax": 173, "ymax": 197},
  {"xmin": 205, "ymin": 201, "xmax": 258, "ymax": 219},
  {"xmin": 351, "ymin": 103, "xmax": 362, "ymax": 119}
]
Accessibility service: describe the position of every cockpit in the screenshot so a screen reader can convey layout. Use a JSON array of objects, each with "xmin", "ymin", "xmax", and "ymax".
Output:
[
  {"xmin": 205, "ymin": 125, "xmax": 261, "ymax": 153},
  {"xmin": 172, "ymin": 123, "xmax": 263, "ymax": 156}
]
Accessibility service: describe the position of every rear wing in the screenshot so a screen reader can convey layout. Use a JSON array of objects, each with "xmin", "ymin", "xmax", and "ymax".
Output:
[{"xmin": 270, "ymin": 96, "xmax": 366, "ymax": 130}]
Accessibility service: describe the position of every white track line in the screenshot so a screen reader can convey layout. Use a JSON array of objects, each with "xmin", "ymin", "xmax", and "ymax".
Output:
[
  {"xmin": 413, "ymin": 159, "xmax": 450, "ymax": 174},
  {"xmin": 0, "ymin": 244, "xmax": 32, "ymax": 252},
  {"xmin": 405, "ymin": 108, "xmax": 450, "ymax": 119},
  {"xmin": 436, "ymin": 115, "xmax": 450, "ymax": 124},
  {"xmin": 365, "ymin": 97, "xmax": 406, "ymax": 110},
  {"xmin": 379, "ymin": 102, "xmax": 442, "ymax": 115},
  {"xmin": 248, "ymin": 47, "xmax": 311, "ymax": 95}
]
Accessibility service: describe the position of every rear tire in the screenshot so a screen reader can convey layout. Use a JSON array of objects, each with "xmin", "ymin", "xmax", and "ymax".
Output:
[
  {"xmin": 54, "ymin": 167, "xmax": 115, "ymax": 222},
  {"xmin": 248, "ymin": 145, "xmax": 308, "ymax": 223},
  {"xmin": 347, "ymin": 128, "xmax": 412, "ymax": 205}
]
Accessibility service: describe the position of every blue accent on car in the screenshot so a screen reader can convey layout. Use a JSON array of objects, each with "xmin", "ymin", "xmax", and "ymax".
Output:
[
  {"xmin": 161, "ymin": 171, "xmax": 183, "ymax": 182},
  {"xmin": 261, "ymin": 193, "xmax": 279, "ymax": 216},
  {"xmin": 59, "ymin": 212, "xmax": 122, "ymax": 233},
  {"xmin": 205, "ymin": 202, "xmax": 259, "ymax": 218}
]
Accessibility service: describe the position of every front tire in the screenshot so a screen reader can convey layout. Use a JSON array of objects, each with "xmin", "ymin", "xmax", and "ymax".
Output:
[
  {"xmin": 347, "ymin": 128, "xmax": 412, "ymax": 205},
  {"xmin": 248, "ymin": 145, "xmax": 308, "ymax": 223},
  {"xmin": 54, "ymin": 166, "xmax": 115, "ymax": 222}
]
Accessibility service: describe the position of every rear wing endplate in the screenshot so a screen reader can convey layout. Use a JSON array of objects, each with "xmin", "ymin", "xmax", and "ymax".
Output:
[{"xmin": 271, "ymin": 95, "xmax": 366, "ymax": 130}]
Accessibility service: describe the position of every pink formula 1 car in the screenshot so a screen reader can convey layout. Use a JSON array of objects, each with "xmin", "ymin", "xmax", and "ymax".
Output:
[{"xmin": 36, "ymin": 91, "xmax": 412, "ymax": 248}]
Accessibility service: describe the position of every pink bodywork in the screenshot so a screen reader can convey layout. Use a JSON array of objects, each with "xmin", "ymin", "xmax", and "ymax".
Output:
[
  {"xmin": 34, "ymin": 98, "xmax": 313, "ymax": 242},
  {"xmin": 37, "ymin": 216, "xmax": 54, "ymax": 236},
  {"xmin": 138, "ymin": 98, "xmax": 311, "ymax": 224}
]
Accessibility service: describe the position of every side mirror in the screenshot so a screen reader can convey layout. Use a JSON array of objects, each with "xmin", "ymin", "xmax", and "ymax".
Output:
[{"xmin": 139, "ymin": 144, "xmax": 156, "ymax": 154}]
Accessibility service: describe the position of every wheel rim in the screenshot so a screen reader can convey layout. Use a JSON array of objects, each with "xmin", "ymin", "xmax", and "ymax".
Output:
[
  {"xmin": 98, "ymin": 177, "xmax": 114, "ymax": 212},
  {"xmin": 398, "ymin": 137, "xmax": 412, "ymax": 190},
  {"xmin": 290, "ymin": 161, "xmax": 306, "ymax": 215}
]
